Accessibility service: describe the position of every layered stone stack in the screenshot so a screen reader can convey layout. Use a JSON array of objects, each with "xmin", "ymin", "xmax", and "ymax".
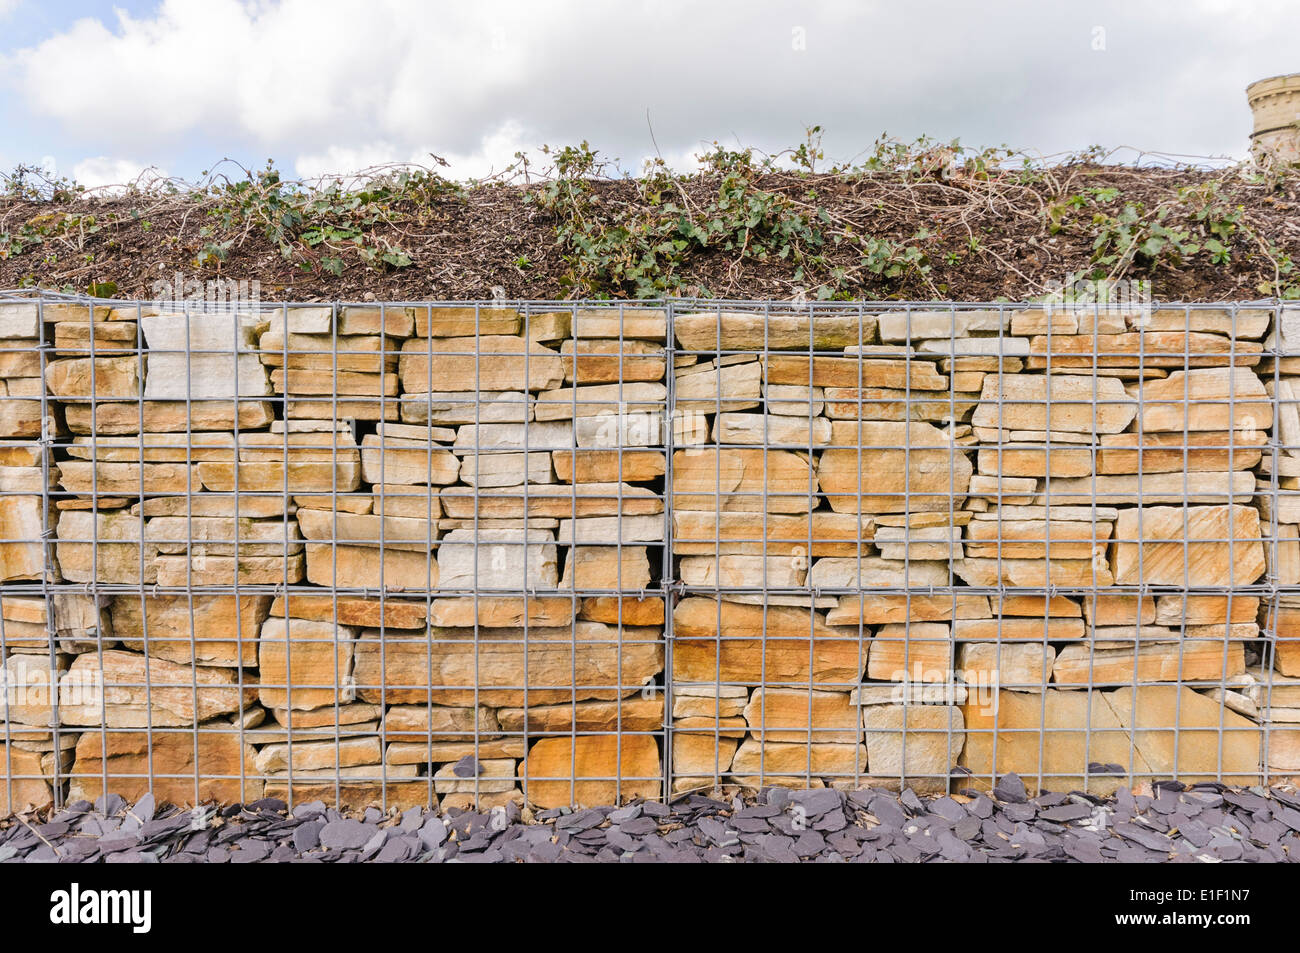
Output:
[
  {"xmin": 2, "ymin": 298, "xmax": 1297, "ymax": 813},
  {"xmin": 1, "ymin": 302, "xmax": 667, "ymax": 813},
  {"xmin": 670, "ymin": 305, "xmax": 1284, "ymax": 797}
]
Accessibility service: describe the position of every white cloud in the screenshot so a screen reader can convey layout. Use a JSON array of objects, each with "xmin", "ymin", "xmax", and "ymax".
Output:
[
  {"xmin": 6, "ymin": 0, "xmax": 1300, "ymax": 181},
  {"xmin": 71, "ymin": 156, "xmax": 168, "ymax": 190},
  {"xmin": 292, "ymin": 121, "xmax": 530, "ymax": 182}
]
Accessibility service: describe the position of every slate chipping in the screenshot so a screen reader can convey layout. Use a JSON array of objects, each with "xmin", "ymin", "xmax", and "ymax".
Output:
[{"xmin": 2, "ymin": 775, "xmax": 1298, "ymax": 863}]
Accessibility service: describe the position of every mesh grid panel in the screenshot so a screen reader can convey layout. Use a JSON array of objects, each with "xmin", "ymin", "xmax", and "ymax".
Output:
[{"xmin": 0, "ymin": 295, "xmax": 1295, "ymax": 812}]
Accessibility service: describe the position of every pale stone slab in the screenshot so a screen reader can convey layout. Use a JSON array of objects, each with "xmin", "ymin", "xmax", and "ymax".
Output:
[
  {"xmin": 296, "ymin": 507, "xmax": 436, "ymax": 550},
  {"xmin": 765, "ymin": 354, "xmax": 948, "ymax": 390},
  {"xmin": 255, "ymin": 737, "xmax": 382, "ymax": 775},
  {"xmin": 141, "ymin": 313, "xmax": 270, "ymax": 399},
  {"xmin": 399, "ymin": 390, "xmax": 532, "ymax": 425},
  {"xmin": 712, "ymin": 412, "xmax": 832, "ymax": 447},
  {"xmin": 144, "ymin": 515, "xmax": 302, "ymax": 557},
  {"xmin": 413, "ymin": 306, "xmax": 520, "ymax": 337},
  {"xmin": 862, "ymin": 704, "xmax": 964, "ymax": 782},
  {"xmin": 1026, "ymin": 331, "xmax": 1262, "ymax": 369},
  {"xmin": 823, "ymin": 387, "xmax": 976, "ymax": 423},
  {"xmin": 976, "ymin": 445, "xmax": 1094, "ymax": 478},
  {"xmin": 534, "ymin": 382, "xmax": 666, "ymax": 420},
  {"xmin": 674, "ymin": 357, "xmax": 761, "ymax": 412},
  {"xmin": 258, "ymin": 617, "xmax": 358, "ymax": 711},
  {"xmin": 953, "ymin": 616, "xmax": 1085, "ymax": 641},
  {"xmin": 672, "ymin": 683, "xmax": 749, "ymax": 720},
  {"xmin": 0, "ymin": 302, "xmax": 40, "ymax": 338},
  {"xmin": 270, "ymin": 368, "xmax": 398, "ymax": 397},
  {"xmin": 555, "ymin": 514, "xmax": 663, "ymax": 544},
  {"xmin": 877, "ymin": 309, "xmax": 1008, "ymax": 342},
  {"xmin": 873, "ymin": 524, "xmax": 963, "ymax": 560},
  {"xmin": 304, "ymin": 544, "xmax": 436, "ymax": 589},
  {"xmin": 1037, "ymin": 470, "xmax": 1256, "ymax": 506},
  {"xmin": 674, "ymin": 311, "xmax": 873, "ymax": 350},
  {"xmin": 570, "ymin": 308, "xmax": 666, "ymax": 340},
  {"xmin": 809, "ymin": 556, "xmax": 950, "ymax": 589},
  {"xmin": 426, "ymin": 596, "xmax": 573, "ymax": 629},
  {"xmin": 1112, "ymin": 504, "xmax": 1265, "ymax": 586},
  {"xmin": 672, "ymin": 510, "xmax": 872, "ymax": 557},
  {"xmin": 399, "ymin": 336, "xmax": 564, "ymax": 392},
  {"xmin": 826, "ymin": 593, "xmax": 990, "ymax": 626},
  {"xmin": 1096, "ymin": 430, "xmax": 1266, "ymax": 473},
  {"xmin": 58, "ymin": 650, "xmax": 244, "ymax": 727},
  {"xmin": 338, "ymin": 304, "xmax": 416, "ymax": 337},
  {"xmin": 553, "ymin": 449, "xmax": 665, "ymax": 483},
  {"xmin": 673, "ymin": 448, "xmax": 815, "ymax": 514},
  {"xmin": 958, "ymin": 642, "xmax": 1056, "ymax": 691},
  {"xmin": 70, "ymin": 730, "xmax": 259, "ymax": 807},
  {"xmin": 956, "ymin": 557, "xmax": 1113, "ymax": 587},
  {"xmin": 265, "ymin": 306, "xmax": 333, "ymax": 335},
  {"xmin": 729, "ymin": 739, "xmax": 868, "ymax": 785},
  {"xmin": 961, "ymin": 689, "xmax": 1146, "ymax": 795},
  {"xmin": 764, "ymin": 382, "xmax": 824, "ymax": 417},
  {"xmin": 453, "ymin": 421, "xmax": 574, "ymax": 454},
  {"xmin": 497, "ymin": 696, "xmax": 663, "ymax": 733},
  {"xmin": 559, "ymin": 545, "xmax": 651, "ymax": 589},
  {"xmin": 270, "ymin": 594, "xmax": 427, "ymax": 629},
  {"xmin": 818, "ymin": 421, "xmax": 971, "ymax": 514},
  {"xmin": 258, "ymin": 330, "xmax": 398, "ymax": 374},
  {"xmin": 672, "ymin": 598, "xmax": 862, "ymax": 684},
  {"xmin": 64, "ymin": 400, "xmax": 274, "ymax": 435},
  {"xmin": 436, "ymin": 528, "xmax": 559, "ymax": 589},
  {"xmin": 0, "ymin": 654, "xmax": 59, "ymax": 726},
  {"xmin": 574, "ymin": 409, "xmax": 666, "ymax": 448},
  {"xmin": 66, "ymin": 432, "xmax": 236, "ymax": 463},
  {"xmin": 524, "ymin": 734, "xmax": 661, "ymax": 808},
  {"xmin": 196, "ymin": 460, "xmax": 362, "ymax": 494},
  {"xmin": 359, "ymin": 433, "xmax": 459, "ymax": 485},
  {"xmin": 0, "ymin": 496, "xmax": 47, "ymax": 582},
  {"xmin": 155, "ymin": 553, "xmax": 305, "ymax": 586},
  {"xmin": 559, "ymin": 339, "xmax": 666, "ymax": 384},
  {"xmin": 1054, "ymin": 641, "xmax": 1246, "ymax": 685},
  {"xmin": 917, "ymin": 337, "xmax": 1030, "ymax": 356},
  {"xmin": 971, "ymin": 374, "xmax": 1136, "ymax": 434},
  {"xmin": 1139, "ymin": 367, "xmax": 1270, "ymax": 432},
  {"xmin": 354, "ymin": 621, "xmax": 663, "ymax": 707},
  {"xmin": 135, "ymin": 494, "xmax": 288, "ymax": 519},
  {"xmin": 1153, "ymin": 594, "xmax": 1258, "ymax": 626},
  {"xmin": 439, "ymin": 483, "xmax": 661, "ymax": 520},
  {"xmin": 1103, "ymin": 684, "xmax": 1260, "ymax": 785},
  {"xmin": 965, "ymin": 518, "xmax": 1110, "ymax": 560},
  {"xmin": 112, "ymin": 594, "xmax": 270, "ymax": 667},
  {"xmin": 456, "ymin": 451, "xmax": 555, "ymax": 487},
  {"xmin": 46, "ymin": 355, "xmax": 143, "ymax": 401},
  {"xmin": 678, "ymin": 554, "xmax": 804, "ymax": 588},
  {"xmin": 55, "ymin": 509, "xmax": 157, "ymax": 584},
  {"xmin": 1142, "ymin": 307, "xmax": 1271, "ymax": 338},
  {"xmin": 744, "ymin": 688, "xmax": 860, "ymax": 744}
]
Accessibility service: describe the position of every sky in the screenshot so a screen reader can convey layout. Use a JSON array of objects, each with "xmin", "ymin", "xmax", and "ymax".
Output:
[{"xmin": 0, "ymin": 0, "xmax": 1297, "ymax": 189}]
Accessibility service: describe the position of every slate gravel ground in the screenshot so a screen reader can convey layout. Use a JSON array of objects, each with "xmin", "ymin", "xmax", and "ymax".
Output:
[{"xmin": 4, "ymin": 777, "xmax": 1300, "ymax": 863}]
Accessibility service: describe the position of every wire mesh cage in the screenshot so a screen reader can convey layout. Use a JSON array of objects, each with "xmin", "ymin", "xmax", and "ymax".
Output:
[{"xmin": 0, "ymin": 293, "xmax": 1295, "ymax": 814}]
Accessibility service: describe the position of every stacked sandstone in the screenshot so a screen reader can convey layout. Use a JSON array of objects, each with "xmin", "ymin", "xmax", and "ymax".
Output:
[
  {"xmin": 0, "ymin": 298, "xmax": 1295, "ymax": 813},
  {"xmin": 670, "ymin": 306, "xmax": 1277, "ymax": 797},
  {"xmin": 2, "ymin": 302, "xmax": 667, "ymax": 813}
]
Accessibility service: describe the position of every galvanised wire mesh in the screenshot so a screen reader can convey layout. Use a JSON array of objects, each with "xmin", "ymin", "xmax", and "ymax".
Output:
[{"xmin": 0, "ymin": 292, "xmax": 1295, "ymax": 814}]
